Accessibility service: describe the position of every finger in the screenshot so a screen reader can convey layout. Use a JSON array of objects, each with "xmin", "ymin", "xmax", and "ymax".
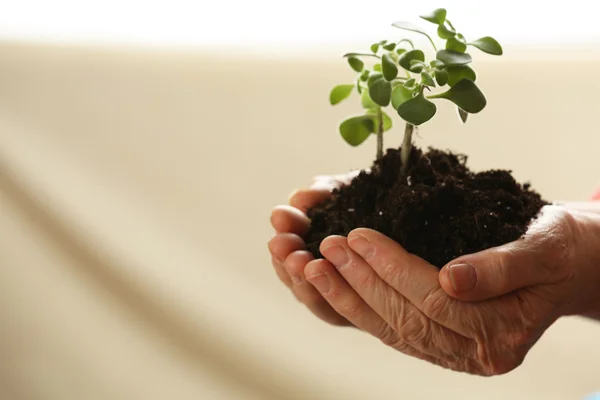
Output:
[
  {"xmin": 271, "ymin": 205, "xmax": 310, "ymax": 235},
  {"xmin": 288, "ymin": 189, "xmax": 332, "ymax": 212},
  {"xmin": 439, "ymin": 205, "xmax": 572, "ymax": 302},
  {"xmin": 304, "ymin": 258, "xmax": 444, "ymax": 366},
  {"xmin": 284, "ymin": 250, "xmax": 351, "ymax": 327},
  {"xmin": 268, "ymin": 233, "xmax": 306, "ymax": 264},
  {"xmin": 323, "ymin": 234, "xmax": 475, "ymax": 362},
  {"xmin": 346, "ymin": 228, "xmax": 447, "ymax": 322}
]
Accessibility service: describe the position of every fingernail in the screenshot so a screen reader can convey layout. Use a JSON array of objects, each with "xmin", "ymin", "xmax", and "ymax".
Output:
[
  {"xmin": 448, "ymin": 263, "xmax": 477, "ymax": 293},
  {"xmin": 307, "ymin": 273, "xmax": 331, "ymax": 294},
  {"xmin": 322, "ymin": 245, "xmax": 349, "ymax": 267},
  {"xmin": 348, "ymin": 235, "xmax": 374, "ymax": 258}
]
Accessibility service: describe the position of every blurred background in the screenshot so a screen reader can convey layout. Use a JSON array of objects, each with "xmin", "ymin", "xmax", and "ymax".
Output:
[{"xmin": 1, "ymin": 1, "xmax": 600, "ymax": 399}]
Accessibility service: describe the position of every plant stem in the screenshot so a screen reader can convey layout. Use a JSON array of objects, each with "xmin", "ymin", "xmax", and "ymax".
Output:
[
  {"xmin": 376, "ymin": 107, "xmax": 384, "ymax": 159},
  {"xmin": 401, "ymin": 123, "xmax": 414, "ymax": 174}
]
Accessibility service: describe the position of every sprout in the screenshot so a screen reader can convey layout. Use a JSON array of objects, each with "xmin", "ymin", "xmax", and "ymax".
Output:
[{"xmin": 328, "ymin": 8, "xmax": 503, "ymax": 174}]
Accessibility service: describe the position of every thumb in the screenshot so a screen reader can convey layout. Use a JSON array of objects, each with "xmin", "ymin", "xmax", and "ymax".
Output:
[{"xmin": 439, "ymin": 245, "xmax": 548, "ymax": 302}]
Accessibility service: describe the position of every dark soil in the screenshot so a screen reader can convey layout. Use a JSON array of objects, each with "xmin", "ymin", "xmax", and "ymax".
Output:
[{"xmin": 304, "ymin": 146, "xmax": 548, "ymax": 268}]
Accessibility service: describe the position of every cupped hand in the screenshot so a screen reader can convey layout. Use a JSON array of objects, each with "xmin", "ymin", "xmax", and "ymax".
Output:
[
  {"xmin": 300, "ymin": 204, "xmax": 600, "ymax": 375},
  {"xmin": 268, "ymin": 171, "xmax": 362, "ymax": 327}
]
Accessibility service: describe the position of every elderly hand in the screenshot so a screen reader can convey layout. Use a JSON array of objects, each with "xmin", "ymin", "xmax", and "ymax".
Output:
[{"xmin": 302, "ymin": 205, "xmax": 600, "ymax": 375}]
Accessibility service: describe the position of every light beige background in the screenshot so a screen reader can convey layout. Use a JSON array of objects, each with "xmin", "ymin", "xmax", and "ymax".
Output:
[{"xmin": 1, "ymin": 41, "xmax": 599, "ymax": 400}]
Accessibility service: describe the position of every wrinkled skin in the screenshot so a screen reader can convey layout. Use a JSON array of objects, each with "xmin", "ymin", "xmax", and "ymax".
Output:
[{"xmin": 268, "ymin": 173, "xmax": 600, "ymax": 376}]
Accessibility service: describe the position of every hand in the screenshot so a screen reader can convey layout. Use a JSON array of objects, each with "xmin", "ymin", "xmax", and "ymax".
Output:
[
  {"xmin": 300, "ymin": 204, "xmax": 600, "ymax": 375},
  {"xmin": 268, "ymin": 172, "xmax": 362, "ymax": 327}
]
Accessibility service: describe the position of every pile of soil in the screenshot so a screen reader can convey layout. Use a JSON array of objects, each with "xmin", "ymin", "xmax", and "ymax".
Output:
[{"xmin": 304, "ymin": 147, "xmax": 548, "ymax": 268}]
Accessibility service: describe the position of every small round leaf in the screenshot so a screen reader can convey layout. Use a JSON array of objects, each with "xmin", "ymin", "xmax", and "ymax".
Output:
[
  {"xmin": 435, "ymin": 69, "xmax": 449, "ymax": 86},
  {"xmin": 367, "ymin": 72, "xmax": 383, "ymax": 87},
  {"xmin": 396, "ymin": 48, "xmax": 407, "ymax": 56},
  {"xmin": 445, "ymin": 37, "xmax": 467, "ymax": 53},
  {"xmin": 397, "ymin": 92, "xmax": 437, "ymax": 125},
  {"xmin": 437, "ymin": 25, "xmax": 456, "ymax": 39},
  {"xmin": 370, "ymin": 43, "xmax": 380, "ymax": 53},
  {"xmin": 428, "ymin": 79, "xmax": 487, "ymax": 113},
  {"xmin": 421, "ymin": 72, "xmax": 436, "ymax": 87},
  {"xmin": 360, "ymin": 70, "xmax": 370, "ymax": 81},
  {"xmin": 437, "ymin": 50, "xmax": 472, "ymax": 66},
  {"xmin": 382, "ymin": 54, "xmax": 398, "ymax": 81},
  {"xmin": 391, "ymin": 85, "xmax": 413, "ymax": 109},
  {"xmin": 469, "ymin": 36, "xmax": 503, "ymax": 55},
  {"xmin": 404, "ymin": 78, "xmax": 416, "ymax": 88},
  {"xmin": 369, "ymin": 78, "xmax": 392, "ymax": 106},
  {"xmin": 430, "ymin": 59, "xmax": 445, "ymax": 68},
  {"xmin": 383, "ymin": 42, "xmax": 397, "ymax": 51},
  {"xmin": 361, "ymin": 89, "xmax": 378, "ymax": 109},
  {"xmin": 419, "ymin": 8, "xmax": 447, "ymax": 25},
  {"xmin": 446, "ymin": 65, "xmax": 477, "ymax": 86},
  {"xmin": 410, "ymin": 64, "xmax": 424, "ymax": 73},
  {"xmin": 339, "ymin": 116, "xmax": 373, "ymax": 146},
  {"xmin": 399, "ymin": 49, "xmax": 425, "ymax": 71},
  {"xmin": 347, "ymin": 56, "xmax": 364, "ymax": 72},
  {"xmin": 373, "ymin": 64, "xmax": 382, "ymax": 72},
  {"xmin": 330, "ymin": 84, "xmax": 354, "ymax": 105}
]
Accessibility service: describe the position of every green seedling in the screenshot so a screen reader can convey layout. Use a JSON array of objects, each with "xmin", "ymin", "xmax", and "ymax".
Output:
[{"xmin": 329, "ymin": 8, "xmax": 503, "ymax": 174}]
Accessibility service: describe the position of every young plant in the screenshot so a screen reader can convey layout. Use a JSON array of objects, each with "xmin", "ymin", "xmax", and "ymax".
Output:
[{"xmin": 329, "ymin": 8, "xmax": 503, "ymax": 174}]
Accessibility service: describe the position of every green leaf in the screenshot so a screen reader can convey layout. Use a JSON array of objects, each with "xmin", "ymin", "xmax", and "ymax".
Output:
[
  {"xmin": 369, "ymin": 78, "xmax": 392, "ymax": 106},
  {"xmin": 356, "ymin": 80, "xmax": 362, "ymax": 94},
  {"xmin": 382, "ymin": 54, "xmax": 398, "ymax": 81},
  {"xmin": 339, "ymin": 116, "xmax": 373, "ymax": 146},
  {"xmin": 410, "ymin": 64, "xmax": 424, "ymax": 73},
  {"xmin": 430, "ymin": 59, "xmax": 445, "ymax": 68},
  {"xmin": 435, "ymin": 69, "xmax": 449, "ymax": 86},
  {"xmin": 361, "ymin": 89, "xmax": 378, "ymax": 109},
  {"xmin": 421, "ymin": 72, "xmax": 436, "ymax": 87},
  {"xmin": 404, "ymin": 78, "xmax": 416, "ymax": 88},
  {"xmin": 428, "ymin": 79, "xmax": 487, "ymax": 113},
  {"xmin": 344, "ymin": 52, "xmax": 380, "ymax": 58},
  {"xmin": 446, "ymin": 37, "xmax": 467, "ymax": 53},
  {"xmin": 383, "ymin": 42, "xmax": 396, "ymax": 51},
  {"xmin": 399, "ymin": 49, "xmax": 425, "ymax": 71},
  {"xmin": 437, "ymin": 50, "xmax": 472, "ymax": 66},
  {"xmin": 329, "ymin": 84, "xmax": 354, "ymax": 105},
  {"xmin": 446, "ymin": 65, "xmax": 476, "ymax": 86},
  {"xmin": 396, "ymin": 48, "xmax": 407, "ymax": 56},
  {"xmin": 420, "ymin": 8, "xmax": 447, "ymax": 25},
  {"xmin": 367, "ymin": 72, "xmax": 383, "ymax": 87},
  {"xmin": 347, "ymin": 56, "xmax": 364, "ymax": 72},
  {"xmin": 458, "ymin": 107, "xmax": 469, "ymax": 123},
  {"xmin": 469, "ymin": 36, "xmax": 503, "ymax": 55},
  {"xmin": 391, "ymin": 85, "xmax": 413, "ymax": 109},
  {"xmin": 437, "ymin": 25, "xmax": 456, "ymax": 39},
  {"xmin": 373, "ymin": 63, "xmax": 382, "ymax": 72},
  {"xmin": 360, "ymin": 70, "xmax": 370, "ymax": 81},
  {"xmin": 370, "ymin": 43, "xmax": 380, "ymax": 53},
  {"xmin": 397, "ymin": 92, "xmax": 437, "ymax": 125}
]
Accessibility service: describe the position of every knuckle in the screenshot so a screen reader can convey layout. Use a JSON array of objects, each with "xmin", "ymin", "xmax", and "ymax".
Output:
[
  {"xmin": 354, "ymin": 268, "xmax": 377, "ymax": 291},
  {"xmin": 339, "ymin": 298, "xmax": 364, "ymax": 320},
  {"xmin": 421, "ymin": 288, "xmax": 450, "ymax": 321},
  {"xmin": 398, "ymin": 308, "xmax": 431, "ymax": 345},
  {"xmin": 377, "ymin": 324, "xmax": 399, "ymax": 347}
]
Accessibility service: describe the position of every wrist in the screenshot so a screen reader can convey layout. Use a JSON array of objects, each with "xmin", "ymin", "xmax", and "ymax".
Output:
[{"xmin": 564, "ymin": 208, "xmax": 600, "ymax": 318}]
